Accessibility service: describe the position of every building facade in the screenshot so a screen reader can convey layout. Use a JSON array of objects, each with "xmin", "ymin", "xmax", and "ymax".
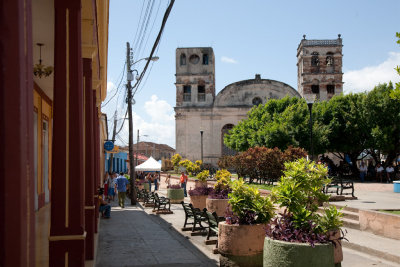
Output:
[
  {"xmin": 0, "ymin": 0, "xmax": 109, "ymax": 266},
  {"xmin": 175, "ymin": 36, "xmax": 343, "ymax": 165},
  {"xmin": 297, "ymin": 35, "xmax": 343, "ymax": 101}
]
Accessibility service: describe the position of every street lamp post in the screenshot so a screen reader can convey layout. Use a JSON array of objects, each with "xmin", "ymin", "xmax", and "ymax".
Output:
[
  {"xmin": 200, "ymin": 130, "xmax": 204, "ymax": 163},
  {"xmin": 126, "ymin": 42, "xmax": 159, "ymax": 205},
  {"xmin": 307, "ymin": 100, "xmax": 314, "ymax": 161}
]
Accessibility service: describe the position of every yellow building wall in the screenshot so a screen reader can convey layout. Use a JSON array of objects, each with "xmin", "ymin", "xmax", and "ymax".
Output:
[{"xmin": 33, "ymin": 84, "xmax": 53, "ymax": 204}]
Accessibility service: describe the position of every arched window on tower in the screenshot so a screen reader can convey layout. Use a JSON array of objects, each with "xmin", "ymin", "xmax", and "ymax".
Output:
[
  {"xmin": 180, "ymin": 54, "xmax": 186, "ymax": 65},
  {"xmin": 221, "ymin": 124, "xmax": 236, "ymax": 156},
  {"xmin": 311, "ymin": 52, "xmax": 319, "ymax": 66},
  {"xmin": 326, "ymin": 52, "xmax": 334, "ymax": 66}
]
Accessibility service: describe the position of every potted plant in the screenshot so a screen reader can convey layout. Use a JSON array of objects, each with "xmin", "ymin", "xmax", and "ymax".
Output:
[
  {"xmin": 188, "ymin": 185, "xmax": 213, "ymax": 210},
  {"xmin": 167, "ymin": 183, "xmax": 184, "ymax": 204},
  {"xmin": 194, "ymin": 169, "xmax": 208, "ymax": 188},
  {"xmin": 206, "ymin": 169, "xmax": 232, "ymax": 217},
  {"xmin": 218, "ymin": 179, "xmax": 275, "ymax": 267},
  {"xmin": 264, "ymin": 158, "xmax": 344, "ymax": 267}
]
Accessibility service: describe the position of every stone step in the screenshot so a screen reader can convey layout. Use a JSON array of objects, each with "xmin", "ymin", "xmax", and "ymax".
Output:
[
  {"xmin": 342, "ymin": 227, "xmax": 400, "ymax": 265},
  {"xmin": 342, "ymin": 217, "xmax": 360, "ymax": 230}
]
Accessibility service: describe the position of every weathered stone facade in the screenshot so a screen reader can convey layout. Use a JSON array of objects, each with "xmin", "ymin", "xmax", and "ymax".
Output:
[
  {"xmin": 176, "ymin": 37, "xmax": 343, "ymax": 165},
  {"xmin": 297, "ymin": 35, "xmax": 343, "ymax": 101}
]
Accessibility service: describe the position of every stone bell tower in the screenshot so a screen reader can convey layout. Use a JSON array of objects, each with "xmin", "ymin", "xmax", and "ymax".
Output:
[
  {"xmin": 175, "ymin": 47, "xmax": 215, "ymax": 107},
  {"xmin": 297, "ymin": 35, "xmax": 343, "ymax": 101}
]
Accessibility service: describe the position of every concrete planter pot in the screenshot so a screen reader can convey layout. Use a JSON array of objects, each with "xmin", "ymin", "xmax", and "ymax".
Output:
[
  {"xmin": 194, "ymin": 180, "xmax": 207, "ymax": 188},
  {"xmin": 143, "ymin": 183, "xmax": 149, "ymax": 192},
  {"xmin": 190, "ymin": 195, "xmax": 208, "ymax": 210},
  {"xmin": 206, "ymin": 198, "xmax": 230, "ymax": 217},
  {"xmin": 328, "ymin": 230, "xmax": 343, "ymax": 264},
  {"xmin": 167, "ymin": 188, "xmax": 184, "ymax": 203},
  {"xmin": 263, "ymin": 237, "xmax": 334, "ymax": 267},
  {"xmin": 218, "ymin": 222, "xmax": 266, "ymax": 267}
]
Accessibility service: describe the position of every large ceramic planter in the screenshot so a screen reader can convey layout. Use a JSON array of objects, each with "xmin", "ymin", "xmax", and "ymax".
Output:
[
  {"xmin": 190, "ymin": 195, "xmax": 208, "ymax": 210},
  {"xmin": 218, "ymin": 222, "xmax": 265, "ymax": 267},
  {"xmin": 167, "ymin": 188, "xmax": 184, "ymax": 203},
  {"xmin": 194, "ymin": 180, "xmax": 207, "ymax": 188},
  {"xmin": 143, "ymin": 183, "xmax": 150, "ymax": 192},
  {"xmin": 206, "ymin": 198, "xmax": 229, "ymax": 217},
  {"xmin": 263, "ymin": 237, "xmax": 334, "ymax": 267},
  {"xmin": 328, "ymin": 230, "xmax": 343, "ymax": 264}
]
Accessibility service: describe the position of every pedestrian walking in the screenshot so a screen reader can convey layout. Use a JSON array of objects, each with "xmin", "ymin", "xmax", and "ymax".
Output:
[
  {"xmin": 359, "ymin": 162, "xmax": 367, "ymax": 182},
  {"xmin": 115, "ymin": 172, "xmax": 129, "ymax": 208},
  {"xmin": 108, "ymin": 173, "xmax": 116, "ymax": 202},
  {"xmin": 180, "ymin": 171, "xmax": 188, "ymax": 197},
  {"xmin": 166, "ymin": 174, "xmax": 171, "ymax": 188}
]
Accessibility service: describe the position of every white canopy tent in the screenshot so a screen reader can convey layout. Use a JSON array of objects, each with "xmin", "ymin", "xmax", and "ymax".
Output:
[{"xmin": 135, "ymin": 156, "xmax": 161, "ymax": 172}]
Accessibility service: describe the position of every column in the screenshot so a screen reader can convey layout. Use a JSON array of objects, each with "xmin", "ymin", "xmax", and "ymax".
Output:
[
  {"xmin": 83, "ymin": 58, "xmax": 95, "ymax": 259},
  {"xmin": 93, "ymin": 95, "xmax": 100, "ymax": 233},
  {"xmin": 0, "ymin": 0, "xmax": 35, "ymax": 266},
  {"xmin": 49, "ymin": 0, "xmax": 85, "ymax": 266}
]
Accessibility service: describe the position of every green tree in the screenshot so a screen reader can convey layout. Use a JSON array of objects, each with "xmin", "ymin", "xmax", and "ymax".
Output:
[
  {"xmin": 224, "ymin": 96, "xmax": 329, "ymax": 155},
  {"xmin": 364, "ymin": 83, "xmax": 400, "ymax": 166},
  {"xmin": 314, "ymin": 93, "xmax": 369, "ymax": 174},
  {"xmin": 390, "ymin": 32, "xmax": 400, "ymax": 100}
]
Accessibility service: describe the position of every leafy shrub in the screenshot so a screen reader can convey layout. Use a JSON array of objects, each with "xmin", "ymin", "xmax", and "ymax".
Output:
[
  {"xmin": 196, "ymin": 170, "xmax": 209, "ymax": 182},
  {"xmin": 265, "ymin": 210, "xmax": 328, "ymax": 247},
  {"xmin": 179, "ymin": 159, "xmax": 201, "ymax": 176},
  {"xmin": 208, "ymin": 188, "xmax": 231, "ymax": 199},
  {"xmin": 319, "ymin": 205, "xmax": 344, "ymax": 232},
  {"xmin": 227, "ymin": 179, "xmax": 275, "ymax": 225},
  {"xmin": 267, "ymin": 158, "xmax": 344, "ymax": 245},
  {"xmin": 188, "ymin": 186, "xmax": 213, "ymax": 196},
  {"xmin": 168, "ymin": 184, "xmax": 181, "ymax": 189},
  {"xmin": 171, "ymin": 154, "xmax": 182, "ymax": 166}
]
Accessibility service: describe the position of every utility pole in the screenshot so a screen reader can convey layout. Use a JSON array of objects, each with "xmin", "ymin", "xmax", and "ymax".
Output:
[
  {"xmin": 126, "ymin": 42, "xmax": 137, "ymax": 205},
  {"xmin": 108, "ymin": 111, "xmax": 118, "ymax": 172}
]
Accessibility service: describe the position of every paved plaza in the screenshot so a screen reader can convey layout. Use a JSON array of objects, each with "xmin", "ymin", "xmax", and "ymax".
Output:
[{"xmin": 95, "ymin": 178, "xmax": 400, "ymax": 266}]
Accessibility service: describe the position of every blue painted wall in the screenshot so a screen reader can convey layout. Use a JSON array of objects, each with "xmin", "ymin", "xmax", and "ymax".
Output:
[{"xmin": 105, "ymin": 152, "xmax": 128, "ymax": 173}]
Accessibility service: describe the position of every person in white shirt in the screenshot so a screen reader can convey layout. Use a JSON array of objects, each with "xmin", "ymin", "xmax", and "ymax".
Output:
[
  {"xmin": 386, "ymin": 165, "xmax": 395, "ymax": 183},
  {"xmin": 376, "ymin": 163, "xmax": 384, "ymax": 183},
  {"xmin": 359, "ymin": 162, "xmax": 367, "ymax": 182}
]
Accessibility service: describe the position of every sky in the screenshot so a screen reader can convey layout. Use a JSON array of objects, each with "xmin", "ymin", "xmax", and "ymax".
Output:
[{"xmin": 104, "ymin": 0, "xmax": 400, "ymax": 149}]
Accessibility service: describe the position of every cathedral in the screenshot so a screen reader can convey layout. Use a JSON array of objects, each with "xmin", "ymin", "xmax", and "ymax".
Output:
[{"xmin": 174, "ymin": 36, "xmax": 343, "ymax": 165}]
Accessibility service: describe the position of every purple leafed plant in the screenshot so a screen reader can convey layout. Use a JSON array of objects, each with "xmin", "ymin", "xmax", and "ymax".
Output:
[
  {"xmin": 265, "ymin": 210, "xmax": 328, "ymax": 247},
  {"xmin": 168, "ymin": 184, "xmax": 182, "ymax": 189},
  {"xmin": 188, "ymin": 186, "xmax": 213, "ymax": 196},
  {"xmin": 225, "ymin": 206, "xmax": 257, "ymax": 225},
  {"xmin": 208, "ymin": 188, "xmax": 231, "ymax": 199}
]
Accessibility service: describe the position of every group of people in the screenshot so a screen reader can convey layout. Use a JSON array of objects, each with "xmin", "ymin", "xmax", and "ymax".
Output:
[
  {"xmin": 98, "ymin": 172, "xmax": 130, "ymax": 219},
  {"xmin": 137, "ymin": 172, "xmax": 161, "ymax": 192},
  {"xmin": 361, "ymin": 162, "xmax": 398, "ymax": 183}
]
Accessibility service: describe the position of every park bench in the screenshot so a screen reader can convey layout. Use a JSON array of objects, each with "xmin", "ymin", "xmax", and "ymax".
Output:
[
  {"xmin": 324, "ymin": 176, "xmax": 355, "ymax": 197},
  {"xmin": 143, "ymin": 191, "xmax": 155, "ymax": 207},
  {"xmin": 203, "ymin": 209, "xmax": 222, "ymax": 249},
  {"xmin": 135, "ymin": 187, "xmax": 146, "ymax": 201},
  {"xmin": 152, "ymin": 193, "xmax": 171, "ymax": 214},
  {"xmin": 180, "ymin": 202, "xmax": 206, "ymax": 232}
]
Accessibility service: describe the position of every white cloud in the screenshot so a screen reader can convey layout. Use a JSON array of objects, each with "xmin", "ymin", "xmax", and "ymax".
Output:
[
  {"xmin": 107, "ymin": 81, "xmax": 116, "ymax": 93},
  {"xmin": 221, "ymin": 56, "xmax": 238, "ymax": 64},
  {"xmin": 116, "ymin": 95, "xmax": 175, "ymax": 148},
  {"xmin": 344, "ymin": 52, "xmax": 400, "ymax": 93}
]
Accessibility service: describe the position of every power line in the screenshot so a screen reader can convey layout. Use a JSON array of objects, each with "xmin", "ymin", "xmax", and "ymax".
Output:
[
  {"xmin": 101, "ymin": 62, "xmax": 126, "ymax": 107},
  {"xmin": 133, "ymin": 0, "xmax": 175, "ymax": 96}
]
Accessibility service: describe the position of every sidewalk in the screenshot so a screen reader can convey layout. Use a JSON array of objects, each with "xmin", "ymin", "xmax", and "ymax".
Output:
[
  {"xmin": 95, "ymin": 177, "xmax": 400, "ymax": 267},
  {"xmin": 95, "ymin": 196, "xmax": 218, "ymax": 266}
]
